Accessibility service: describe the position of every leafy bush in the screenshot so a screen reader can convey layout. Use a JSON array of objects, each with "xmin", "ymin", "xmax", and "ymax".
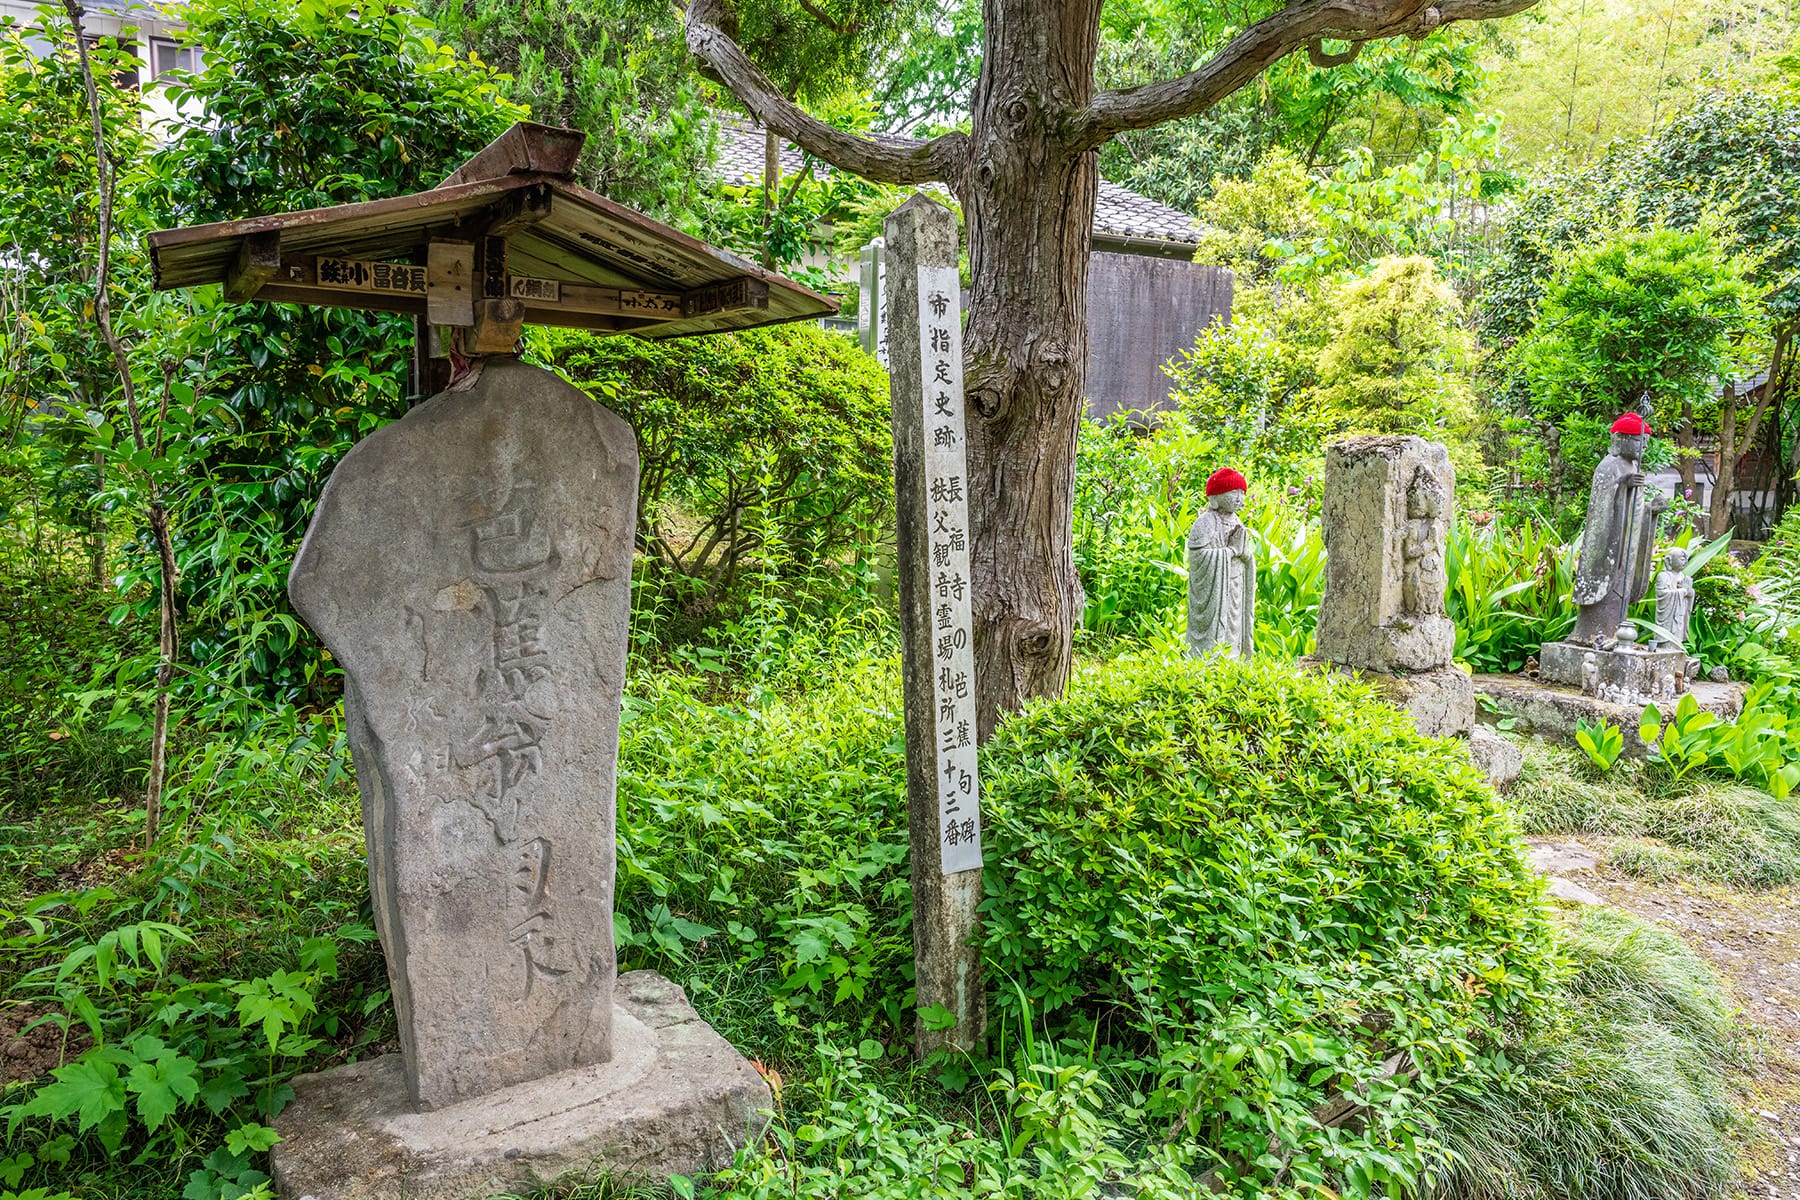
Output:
[
  {"xmin": 554, "ymin": 324, "xmax": 893, "ymax": 627},
  {"xmin": 1511, "ymin": 225, "xmax": 1766, "ymax": 490},
  {"xmin": 613, "ymin": 646, "xmax": 912, "ymax": 1038},
  {"xmin": 980, "ymin": 653, "xmax": 1557, "ymax": 1194},
  {"xmin": 1432, "ymin": 907, "xmax": 1743, "ymax": 1200},
  {"xmin": 1312, "ymin": 256, "xmax": 1486, "ymax": 485}
]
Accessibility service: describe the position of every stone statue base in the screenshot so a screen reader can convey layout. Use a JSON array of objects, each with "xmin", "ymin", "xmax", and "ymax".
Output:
[
  {"xmin": 1538, "ymin": 641, "xmax": 1690, "ymax": 705},
  {"xmin": 1299, "ymin": 660, "xmax": 1475, "ymax": 739},
  {"xmin": 1360, "ymin": 615, "xmax": 1458, "ymax": 675},
  {"xmin": 1474, "ymin": 674, "xmax": 1746, "ymax": 759},
  {"xmin": 270, "ymin": 973, "xmax": 768, "ymax": 1200}
]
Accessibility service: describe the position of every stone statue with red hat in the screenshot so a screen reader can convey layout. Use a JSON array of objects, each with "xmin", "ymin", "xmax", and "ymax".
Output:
[
  {"xmin": 1186, "ymin": 468, "xmax": 1256, "ymax": 660},
  {"xmin": 1570, "ymin": 411, "xmax": 1670, "ymax": 647}
]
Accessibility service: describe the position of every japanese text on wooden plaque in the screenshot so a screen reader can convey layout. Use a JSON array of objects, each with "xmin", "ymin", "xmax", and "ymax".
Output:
[
  {"xmin": 916, "ymin": 265, "xmax": 980, "ymax": 875},
  {"xmin": 316, "ymin": 257, "xmax": 427, "ymax": 294}
]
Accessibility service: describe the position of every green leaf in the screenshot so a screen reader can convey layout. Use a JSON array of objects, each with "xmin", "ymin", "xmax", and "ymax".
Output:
[
  {"xmin": 126, "ymin": 1046, "xmax": 201, "ymax": 1129},
  {"xmin": 198, "ymin": 1069, "xmax": 250, "ymax": 1116},
  {"xmin": 224, "ymin": 1122, "xmax": 281, "ymax": 1156},
  {"xmin": 918, "ymin": 1004, "xmax": 958, "ymax": 1032},
  {"xmin": 856, "ymin": 1037, "xmax": 885, "ymax": 1060},
  {"xmin": 1639, "ymin": 704, "xmax": 1663, "ymax": 747},
  {"xmin": 24, "ymin": 1059, "xmax": 126, "ymax": 1133}
]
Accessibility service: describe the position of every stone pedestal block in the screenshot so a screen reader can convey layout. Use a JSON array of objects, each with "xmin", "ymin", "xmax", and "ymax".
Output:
[
  {"xmin": 1538, "ymin": 641, "xmax": 1689, "ymax": 705},
  {"xmin": 1299, "ymin": 659, "xmax": 1475, "ymax": 739},
  {"xmin": 271, "ymin": 973, "xmax": 769, "ymax": 1200},
  {"xmin": 1365, "ymin": 664, "xmax": 1476, "ymax": 738},
  {"xmin": 1316, "ymin": 436, "xmax": 1456, "ymax": 674},
  {"xmin": 1474, "ymin": 674, "xmax": 1747, "ymax": 757}
]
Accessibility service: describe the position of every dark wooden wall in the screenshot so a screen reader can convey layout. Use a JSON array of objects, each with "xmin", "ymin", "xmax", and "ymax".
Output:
[{"xmin": 1083, "ymin": 252, "xmax": 1233, "ymax": 424}]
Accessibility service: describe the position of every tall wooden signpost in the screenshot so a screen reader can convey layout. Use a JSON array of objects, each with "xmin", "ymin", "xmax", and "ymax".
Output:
[{"xmin": 887, "ymin": 195, "xmax": 985, "ymax": 1056}]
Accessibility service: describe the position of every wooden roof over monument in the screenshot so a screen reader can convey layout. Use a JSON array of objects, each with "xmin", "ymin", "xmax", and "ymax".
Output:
[{"xmin": 147, "ymin": 122, "xmax": 837, "ymax": 339}]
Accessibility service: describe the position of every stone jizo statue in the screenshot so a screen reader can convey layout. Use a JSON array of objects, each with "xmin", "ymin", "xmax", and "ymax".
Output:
[
  {"xmin": 1402, "ymin": 466, "xmax": 1448, "ymax": 618},
  {"xmin": 1186, "ymin": 467, "xmax": 1256, "ymax": 660},
  {"xmin": 1652, "ymin": 547, "xmax": 1696, "ymax": 652},
  {"xmin": 1572, "ymin": 412, "xmax": 1669, "ymax": 647}
]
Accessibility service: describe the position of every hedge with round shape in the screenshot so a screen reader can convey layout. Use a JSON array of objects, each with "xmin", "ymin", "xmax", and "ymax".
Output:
[{"xmin": 979, "ymin": 654, "xmax": 1558, "ymax": 1193}]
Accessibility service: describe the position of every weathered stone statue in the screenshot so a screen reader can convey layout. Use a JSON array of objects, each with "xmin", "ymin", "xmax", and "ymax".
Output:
[
  {"xmin": 1572, "ymin": 412, "xmax": 1670, "ymax": 647},
  {"xmin": 1402, "ymin": 466, "xmax": 1448, "ymax": 618},
  {"xmin": 1314, "ymin": 436, "xmax": 1456, "ymax": 675},
  {"xmin": 1186, "ymin": 468, "xmax": 1256, "ymax": 660},
  {"xmin": 1309, "ymin": 436, "xmax": 1474, "ymax": 741},
  {"xmin": 1652, "ymin": 547, "xmax": 1696, "ymax": 652}
]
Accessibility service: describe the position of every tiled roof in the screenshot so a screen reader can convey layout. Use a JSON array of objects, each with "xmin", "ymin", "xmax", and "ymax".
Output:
[{"xmin": 712, "ymin": 120, "xmax": 1200, "ymax": 248}]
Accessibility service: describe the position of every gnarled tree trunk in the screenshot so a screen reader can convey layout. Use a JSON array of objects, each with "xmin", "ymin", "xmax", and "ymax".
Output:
[{"xmin": 957, "ymin": 1, "xmax": 1100, "ymax": 734}]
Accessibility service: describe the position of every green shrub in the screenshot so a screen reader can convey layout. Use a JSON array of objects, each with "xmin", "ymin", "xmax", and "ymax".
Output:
[
  {"xmin": 1432, "ymin": 907, "xmax": 1743, "ymax": 1200},
  {"xmin": 980, "ymin": 653, "xmax": 1557, "ymax": 1194},
  {"xmin": 553, "ymin": 323, "xmax": 893, "ymax": 628}
]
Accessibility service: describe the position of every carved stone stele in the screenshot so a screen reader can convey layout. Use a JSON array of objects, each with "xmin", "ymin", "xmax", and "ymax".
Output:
[
  {"xmin": 290, "ymin": 358, "xmax": 637, "ymax": 1111},
  {"xmin": 1316, "ymin": 436, "xmax": 1455, "ymax": 674}
]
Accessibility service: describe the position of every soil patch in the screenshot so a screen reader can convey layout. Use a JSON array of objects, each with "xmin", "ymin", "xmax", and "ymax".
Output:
[{"xmin": 0, "ymin": 1003, "xmax": 89, "ymax": 1089}]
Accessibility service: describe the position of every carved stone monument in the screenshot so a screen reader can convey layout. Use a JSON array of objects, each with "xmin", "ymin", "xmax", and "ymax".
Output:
[
  {"xmin": 291, "ymin": 358, "xmax": 633, "ymax": 1108},
  {"xmin": 141, "ymin": 122, "xmax": 844, "ymax": 1199},
  {"xmin": 1310, "ymin": 436, "xmax": 1475, "ymax": 740},
  {"xmin": 272, "ymin": 360, "xmax": 769, "ymax": 1197},
  {"xmin": 1186, "ymin": 468, "xmax": 1257, "ymax": 660},
  {"xmin": 1537, "ymin": 411, "xmax": 1688, "ymax": 703}
]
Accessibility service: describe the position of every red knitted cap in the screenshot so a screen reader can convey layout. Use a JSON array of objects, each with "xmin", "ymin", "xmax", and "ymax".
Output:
[
  {"xmin": 1610, "ymin": 412, "xmax": 1651, "ymax": 435},
  {"xmin": 1205, "ymin": 467, "xmax": 1248, "ymax": 497}
]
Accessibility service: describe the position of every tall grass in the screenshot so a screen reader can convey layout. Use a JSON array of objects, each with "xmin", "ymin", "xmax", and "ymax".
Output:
[
  {"xmin": 1510, "ymin": 742, "xmax": 1800, "ymax": 887},
  {"xmin": 1447, "ymin": 520, "xmax": 1575, "ymax": 673},
  {"xmin": 1432, "ymin": 907, "xmax": 1744, "ymax": 1200}
]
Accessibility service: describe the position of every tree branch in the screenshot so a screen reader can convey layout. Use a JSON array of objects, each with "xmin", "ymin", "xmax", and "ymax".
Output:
[
  {"xmin": 1072, "ymin": 0, "xmax": 1537, "ymax": 149},
  {"xmin": 685, "ymin": 0, "xmax": 968, "ymax": 186}
]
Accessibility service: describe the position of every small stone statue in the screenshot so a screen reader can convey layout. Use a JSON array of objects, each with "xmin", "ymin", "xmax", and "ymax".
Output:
[
  {"xmin": 1652, "ymin": 547, "xmax": 1695, "ymax": 652},
  {"xmin": 1402, "ymin": 466, "xmax": 1448, "ymax": 617},
  {"xmin": 1572, "ymin": 412, "xmax": 1670, "ymax": 646},
  {"xmin": 1186, "ymin": 468, "xmax": 1257, "ymax": 660},
  {"xmin": 1581, "ymin": 652, "xmax": 1599, "ymax": 697}
]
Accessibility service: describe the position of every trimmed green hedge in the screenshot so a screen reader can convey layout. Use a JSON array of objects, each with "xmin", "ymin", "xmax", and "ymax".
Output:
[{"xmin": 981, "ymin": 654, "xmax": 1559, "ymax": 1192}]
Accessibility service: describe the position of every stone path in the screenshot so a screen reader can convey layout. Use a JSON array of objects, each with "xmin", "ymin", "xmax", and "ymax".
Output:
[{"xmin": 1525, "ymin": 837, "xmax": 1800, "ymax": 1200}]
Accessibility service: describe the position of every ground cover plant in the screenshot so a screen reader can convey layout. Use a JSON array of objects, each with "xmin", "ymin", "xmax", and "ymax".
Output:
[{"xmin": 0, "ymin": 625, "xmax": 1656, "ymax": 1200}]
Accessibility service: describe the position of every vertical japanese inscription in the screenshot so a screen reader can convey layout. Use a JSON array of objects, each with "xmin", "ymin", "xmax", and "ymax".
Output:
[
  {"xmin": 288, "ymin": 359, "xmax": 634, "ymax": 1110},
  {"xmin": 916, "ymin": 266, "xmax": 980, "ymax": 874}
]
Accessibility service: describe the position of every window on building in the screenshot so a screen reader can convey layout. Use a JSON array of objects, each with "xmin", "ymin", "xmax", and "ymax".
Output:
[{"xmin": 149, "ymin": 37, "xmax": 199, "ymax": 83}]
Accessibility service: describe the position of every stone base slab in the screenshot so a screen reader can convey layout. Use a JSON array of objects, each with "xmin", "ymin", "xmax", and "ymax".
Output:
[
  {"xmin": 1538, "ymin": 641, "xmax": 1690, "ymax": 705},
  {"xmin": 1303, "ymin": 658, "xmax": 1475, "ymax": 738},
  {"xmin": 1473, "ymin": 674, "xmax": 1747, "ymax": 757},
  {"xmin": 272, "ymin": 972, "xmax": 769, "ymax": 1200},
  {"xmin": 1468, "ymin": 725, "xmax": 1524, "ymax": 793}
]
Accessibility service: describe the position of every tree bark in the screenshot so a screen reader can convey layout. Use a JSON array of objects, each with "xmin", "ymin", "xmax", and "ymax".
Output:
[
  {"xmin": 66, "ymin": 0, "xmax": 179, "ymax": 849},
  {"xmin": 1677, "ymin": 398, "xmax": 1696, "ymax": 531},
  {"xmin": 1712, "ymin": 380, "xmax": 1739, "ymax": 539},
  {"xmin": 956, "ymin": 0, "xmax": 1103, "ymax": 734},
  {"xmin": 762, "ymin": 128, "xmax": 779, "ymax": 270},
  {"xmin": 1710, "ymin": 334, "xmax": 1784, "ymax": 539}
]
